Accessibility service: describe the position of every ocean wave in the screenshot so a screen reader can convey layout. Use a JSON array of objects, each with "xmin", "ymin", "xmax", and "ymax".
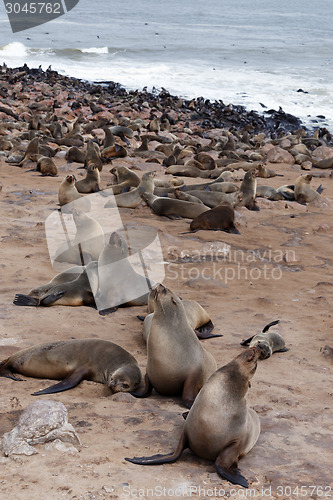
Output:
[
  {"xmin": 80, "ymin": 47, "xmax": 109, "ymax": 54},
  {"xmin": 0, "ymin": 42, "xmax": 28, "ymax": 58}
]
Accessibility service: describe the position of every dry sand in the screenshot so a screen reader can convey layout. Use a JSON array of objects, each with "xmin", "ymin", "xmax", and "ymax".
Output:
[{"xmin": 0, "ymin": 150, "xmax": 332, "ymax": 499}]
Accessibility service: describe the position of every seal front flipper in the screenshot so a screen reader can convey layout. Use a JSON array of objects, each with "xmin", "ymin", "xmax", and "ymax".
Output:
[
  {"xmin": 13, "ymin": 294, "xmax": 40, "ymax": 306},
  {"xmin": 240, "ymin": 335, "xmax": 254, "ymax": 346},
  {"xmin": 40, "ymin": 290, "xmax": 67, "ymax": 306},
  {"xmin": 130, "ymin": 373, "xmax": 153, "ymax": 398},
  {"xmin": 182, "ymin": 371, "xmax": 204, "ymax": 408},
  {"xmin": 0, "ymin": 360, "xmax": 23, "ymax": 381},
  {"xmin": 125, "ymin": 430, "xmax": 187, "ymax": 465},
  {"xmin": 31, "ymin": 367, "xmax": 90, "ymax": 395},
  {"xmin": 99, "ymin": 306, "xmax": 119, "ymax": 316},
  {"xmin": 215, "ymin": 448, "xmax": 248, "ymax": 488}
]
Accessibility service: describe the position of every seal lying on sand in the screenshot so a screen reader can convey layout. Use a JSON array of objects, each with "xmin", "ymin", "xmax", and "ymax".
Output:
[{"xmin": 0, "ymin": 339, "xmax": 142, "ymax": 395}]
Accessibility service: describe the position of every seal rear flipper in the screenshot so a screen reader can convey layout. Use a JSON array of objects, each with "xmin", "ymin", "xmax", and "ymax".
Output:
[
  {"xmin": 99, "ymin": 306, "xmax": 119, "ymax": 316},
  {"xmin": 215, "ymin": 461, "xmax": 248, "ymax": 488},
  {"xmin": 195, "ymin": 320, "xmax": 223, "ymax": 339},
  {"xmin": 215, "ymin": 449, "xmax": 248, "ymax": 488},
  {"xmin": 13, "ymin": 294, "xmax": 40, "ymax": 306},
  {"xmin": 262, "ymin": 319, "xmax": 280, "ymax": 333},
  {"xmin": 0, "ymin": 361, "xmax": 23, "ymax": 381},
  {"xmin": 40, "ymin": 290, "xmax": 67, "ymax": 306},
  {"xmin": 130, "ymin": 373, "xmax": 153, "ymax": 398},
  {"xmin": 276, "ymin": 347, "xmax": 289, "ymax": 353},
  {"xmin": 31, "ymin": 367, "xmax": 90, "ymax": 395},
  {"xmin": 125, "ymin": 429, "xmax": 187, "ymax": 465},
  {"xmin": 227, "ymin": 225, "xmax": 240, "ymax": 235},
  {"xmin": 137, "ymin": 315, "xmax": 146, "ymax": 321}
]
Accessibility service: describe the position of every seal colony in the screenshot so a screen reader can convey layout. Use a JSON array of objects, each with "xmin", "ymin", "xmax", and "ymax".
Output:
[{"xmin": 0, "ymin": 64, "xmax": 332, "ymax": 494}]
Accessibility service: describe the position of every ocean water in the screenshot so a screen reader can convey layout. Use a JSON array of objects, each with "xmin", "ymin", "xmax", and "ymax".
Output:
[{"xmin": 0, "ymin": 0, "xmax": 332, "ymax": 130}]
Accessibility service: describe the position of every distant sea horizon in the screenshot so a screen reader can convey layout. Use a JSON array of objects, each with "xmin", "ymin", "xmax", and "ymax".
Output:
[{"xmin": 0, "ymin": 0, "xmax": 332, "ymax": 131}]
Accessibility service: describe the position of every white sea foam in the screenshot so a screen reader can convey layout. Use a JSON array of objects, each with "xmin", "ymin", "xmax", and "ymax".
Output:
[{"xmin": 80, "ymin": 46, "xmax": 109, "ymax": 54}]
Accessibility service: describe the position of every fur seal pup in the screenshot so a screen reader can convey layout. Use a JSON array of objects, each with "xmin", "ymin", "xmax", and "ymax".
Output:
[
  {"xmin": 0, "ymin": 339, "xmax": 142, "ymax": 395},
  {"xmin": 240, "ymin": 320, "xmax": 288, "ymax": 359},
  {"xmin": 131, "ymin": 284, "xmax": 217, "ymax": 407},
  {"xmin": 14, "ymin": 261, "xmax": 98, "ymax": 308},
  {"xmin": 294, "ymin": 174, "xmax": 321, "ymax": 204},
  {"xmin": 75, "ymin": 163, "xmax": 100, "ymax": 194},
  {"xmin": 126, "ymin": 346, "xmax": 262, "ymax": 488},
  {"xmin": 141, "ymin": 192, "xmax": 210, "ymax": 219},
  {"xmin": 174, "ymin": 189, "xmax": 205, "ymax": 204},
  {"xmin": 257, "ymin": 164, "xmax": 283, "ymax": 178},
  {"xmin": 36, "ymin": 156, "xmax": 58, "ymax": 176},
  {"xmin": 105, "ymin": 172, "xmax": 155, "ymax": 209},
  {"xmin": 256, "ymin": 185, "xmax": 284, "ymax": 201},
  {"xmin": 320, "ymin": 345, "xmax": 333, "ymax": 362},
  {"xmin": 58, "ymin": 175, "xmax": 91, "ymax": 212},
  {"xmin": 107, "ymin": 165, "xmax": 140, "ymax": 194},
  {"xmin": 189, "ymin": 202, "xmax": 240, "ymax": 234},
  {"xmin": 239, "ymin": 169, "xmax": 259, "ymax": 211}
]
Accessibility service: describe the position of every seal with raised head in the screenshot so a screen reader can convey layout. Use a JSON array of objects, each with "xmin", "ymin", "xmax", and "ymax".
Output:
[
  {"xmin": 14, "ymin": 261, "xmax": 99, "ymax": 308},
  {"xmin": 0, "ymin": 339, "xmax": 142, "ymax": 395},
  {"xmin": 58, "ymin": 175, "xmax": 90, "ymax": 212},
  {"xmin": 107, "ymin": 165, "xmax": 140, "ymax": 195},
  {"xmin": 126, "ymin": 346, "xmax": 262, "ymax": 488},
  {"xmin": 75, "ymin": 163, "xmax": 100, "ymax": 194},
  {"xmin": 184, "ymin": 190, "xmax": 241, "ymax": 208},
  {"xmin": 294, "ymin": 174, "xmax": 322, "ymax": 204},
  {"xmin": 240, "ymin": 320, "xmax": 288, "ymax": 359},
  {"xmin": 105, "ymin": 172, "xmax": 155, "ymax": 209},
  {"xmin": 189, "ymin": 202, "xmax": 240, "ymax": 234},
  {"xmin": 239, "ymin": 169, "xmax": 259, "ymax": 211},
  {"xmin": 131, "ymin": 284, "xmax": 217, "ymax": 407}
]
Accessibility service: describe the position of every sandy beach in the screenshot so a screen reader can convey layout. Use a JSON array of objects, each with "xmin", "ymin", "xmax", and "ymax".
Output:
[{"xmin": 0, "ymin": 66, "xmax": 332, "ymax": 500}]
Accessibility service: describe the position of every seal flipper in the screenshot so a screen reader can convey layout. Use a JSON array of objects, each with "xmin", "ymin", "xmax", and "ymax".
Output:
[
  {"xmin": 31, "ymin": 367, "xmax": 90, "ymax": 395},
  {"xmin": 215, "ymin": 447, "xmax": 248, "ymax": 488},
  {"xmin": 130, "ymin": 373, "xmax": 153, "ymax": 398},
  {"xmin": 40, "ymin": 290, "xmax": 67, "ymax": 306},
  {"xmin": 240, "ymin": 335, "xmax": 254, "ymax": 346},
  {"xmin": 195, "ymin": 320, "xmax": 223, "ymax": 339},
  {"xmin": 182, "ymin": 371, "xmax": 204, "ymax": 408},
  {"xmin": 99, "ymin": 306, "xmax": 119, "ymax": 316},
  {"xmin": 227, "ymin": 225, "xmax": 240, "ymax": 235},
  {"xmin": 13, "ymin": 294, "xmax": 40, "ymax": 306},
  {"xmin": 262, "ymin": 319, "xmax": 280, "ymax": 333},
  {"xmin": 125, "ymin": 429, "xmax": 187, "ymax": 465},
  {"xmin": 0, "ymin": 360, "xmax": 23, "ymax": 381}
]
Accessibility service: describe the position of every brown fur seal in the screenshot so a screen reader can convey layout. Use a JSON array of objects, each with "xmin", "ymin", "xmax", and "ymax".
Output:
[
  {"xmin": 141, "ymin": 297, "xmax": 219, "ymax": 342},
  {"xmin": 53, "ymin": 210, "xmax": 105, "ymax": 266},
  {"xmin": 141, "ymin": 192, "xmax": 210, "ymax": 219},
  {"xmin": 16, "ymin": 137, "xmax": 39, "ymax": 166},
  {"xmin": 256, "ymin": 185, "xmax": 284, "ymax": 201},
  {"xmin": 126, "ymin": 346, "xmax": 262, "ymax": 488},
  {"xmin": 165, "ymin": 165, "xmax": 211, "ymax": 178},
  {"xmin": 96, "ymin": 232, "xmax": 154, "ymax": 312},
  {"xmin": 0, "ymin": 339, "xmax": 141, "ymax": 395},
  {"xmin": 174, "ymin": 189, "xmax": 205, "ymax": 204},
  {"xmin": 27, "ymin": 265, "xmax": 85, "ymax": 298},
  {"xmin": 189, "ymin": 202, "xmax": 240, "ymax": 234},
  {"xmin": 107, "ymin": 165, "xmax": 140, "ymax": 194},
  {"xmin": 36, "ymin": 156, "xmax": 58, "ymax": 176},
  {"xmin": 185, "ymin": 190, "xmax": 241, "ymax": 208},
  {"xmin": 240, "ymin": 320, "xmax": 288, "ymax": 359},
  {"xmin": 13, "ymin": 261, "xmax": 98, "ymax": 308},
  {"xmin": 257, "ymin": 164, "xmax": 283, "ymax": 178},
  {"xmin": 58, "ymin": 175, "xmax": 91, "ymax": 212},
  {"xmin": 239, "ymin": 169, "xmax": 259, "ymax": 210},
  {"xmin": 131, "ymin": 284, "xmax": 217, "ymax": 407},
  {"xmin": 294, "ymin": 174, "xmax": 321, "ymax": 204},
  {"xmin": 105, "ymin": 172, "xmax": 155, "ymax": 209},
  {"xmin": 110, "ymin": 125, "xmax": 134, "ymax": 145},
  {"xmin": 84, "ymin": 140, "xmax": 103, "ymax": 171},
  {"xmin": 75, "ymin": 163, "xmax": 100, "ymax": 193},
  {"xmin": 65, "ymin": 146, "xmax": 85, "ymax": 164}
]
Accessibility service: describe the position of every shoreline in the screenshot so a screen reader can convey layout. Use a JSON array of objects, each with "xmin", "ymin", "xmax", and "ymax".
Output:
[{"xmin": 2, "ymin": 63, "xmax": 329, "ymax": 137}]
